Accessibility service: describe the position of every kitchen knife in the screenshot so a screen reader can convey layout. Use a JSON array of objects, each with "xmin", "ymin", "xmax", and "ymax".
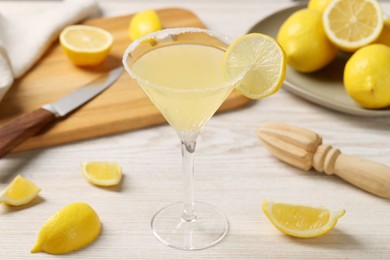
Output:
[{"xmin": 0, "ymin": 67, "xmax": 123, "ymax": 158}]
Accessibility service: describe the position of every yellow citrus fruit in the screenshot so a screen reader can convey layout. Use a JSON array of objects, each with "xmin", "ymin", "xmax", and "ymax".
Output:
[
  {"xmin": 82, "ymin": 162, "xmax": 122, "ymax": 186},
  {"xmin": 60, "ymin": 25, "xmax": 113, "ymax": 66},
  {"xmin": 262, "ymin": 200, "xmax": 345, "ymax": 238},
  {"xmin": 0, "ymin": 175, "xmax": 41, "ymax": 206},
  {"xmin": 376, "ymin": 18, "xmax": 390, "ymax": 46},
  {"xmin": 323, "ymin": 0, "xmax": 383, "ymax": 52},
  {"xmin": 129, "ymin": 9, "xmax": 162, "ymax": 41},
  {"xmin": 223, "ymin": 33, "xmax": 286, "ymax": 100},
  {"xmin": 308, "ymin": 0, "xmax": 333, "ymax": 13},
  {"xmin": 31, "ymin": 202, "xmax": 101, "ymax": 254},
  {"xmin": 344, "ymin": 44, "xmax": 390, "ymax": 109},
  {"xmin": 277, "ymin": 9, "xmax": 337, "ymax": 73}
]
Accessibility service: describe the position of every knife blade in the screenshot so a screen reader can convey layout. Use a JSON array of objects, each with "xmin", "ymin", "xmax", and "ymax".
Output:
[{"xmin": 0, "ymin": 67, "xmax": 123, "ymax": 158}]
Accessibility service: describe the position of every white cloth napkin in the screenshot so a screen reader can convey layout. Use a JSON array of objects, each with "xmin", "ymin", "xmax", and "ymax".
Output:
[{"xmin": 0, "ymin": 0, "xmax": 100, "ymax": 102}]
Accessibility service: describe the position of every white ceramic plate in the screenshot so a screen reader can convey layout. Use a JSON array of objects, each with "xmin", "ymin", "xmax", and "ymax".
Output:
[{"xmin": 247, "ymin": 4, "xmax": 390, "ymax": 117}]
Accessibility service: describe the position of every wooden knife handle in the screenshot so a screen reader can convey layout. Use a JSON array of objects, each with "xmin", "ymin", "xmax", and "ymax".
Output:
[
  {"xmin": 334, "ymin": 154, "xmax": 390, "ymax": 199},
  {"xmin": 0, "ymin": 108, "xmax": 56, "ymax": 158}
]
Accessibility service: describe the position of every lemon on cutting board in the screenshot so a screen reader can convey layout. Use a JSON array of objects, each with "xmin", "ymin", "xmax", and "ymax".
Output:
[
  {"xmin": 60, "ymin": 25, "xmax": 113, "ymax": 66},
  {"xmin": 31, "ymin": 202, "xmax": 101, "ymax": 255},
  {"xmin": 82, "ymin": 161, "xmax": 122, "ymax": 186},
  {"xmin": 323, "ymin": 0, "xmax": 383, "ymax": 52},
  {"xmin": 277, "ymin": 9, "xmax": 337, "ymax": 73},
  {"xmin": 262, "ymin": 200, "xmax": 345, "ymax": 238},
  {"xmin": 223, "ymin": 33, "xmax": 286, "ymax": 100},
  {"xmin": 344, "ymin": 44, "xmax": 390, "ymax": 109},
  {"xmin": 0, "ymin": 175, "xmax": 41, "ymax": 206},
  {"xmin": 129, "ymin": 9, "xmax": 162, "ymax": 41}
]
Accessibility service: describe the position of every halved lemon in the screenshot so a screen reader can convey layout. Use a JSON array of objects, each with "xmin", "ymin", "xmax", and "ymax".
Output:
[
  {"xmin": 60, "ymin": 25, "xmax": 113, "ymax": 66},
  {"xmin": 0, "ymin": 175, "xmax": 41, "ymax": 206},
  {"xmin": 82, "ymin": 162, "xmax": 122, "ymax": 186},
  {"xmin": 223, "ymin": 33, "xmax": 286, "ymax": 100},
  {"xmin": 323, "ymin": 0, "xmax": 383, "ymax": 52},
  {"xmin": 262, "ymin": 200, "xmax": 345, "ymax": 238}
]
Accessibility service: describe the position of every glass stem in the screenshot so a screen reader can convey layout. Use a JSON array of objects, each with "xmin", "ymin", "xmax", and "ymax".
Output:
[{"xmin": 179, "ymin": 131, "xmax": 199, "ymax": 222}]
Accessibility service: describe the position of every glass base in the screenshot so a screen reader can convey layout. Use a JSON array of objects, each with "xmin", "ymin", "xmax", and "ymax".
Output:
[{"xmin": 151, "ymin": 201, "xmax": 229, "ymax": 250}]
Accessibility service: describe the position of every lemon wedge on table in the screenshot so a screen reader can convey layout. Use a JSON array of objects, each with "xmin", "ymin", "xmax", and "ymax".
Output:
[
  {"xmin": 223, "ymin": 33, "xmax": 286, "ymax": 100},
  {"xmin": 0, "ymin": 175, "xmax": 41, "ymax": 206},
  {"xmin": 129, "ymin": 9, "xmax": 162, "ymax": 41},
  {"xmin": 262, "ymin": 200, "xmax": 345, "ymax": 238},
  {"xmin": 323, "ymin": 0, "xmax": 383, "ymax": 52},
  {"xmin": 82, "ymin": 161, "xmax": 122, "ymax": 186},
  {"xmin": 60, "ymin": 25, "xmax": 113, "ymax": 66},
  {"xmin": 31, "ymin": 202, "xmax": 101, "ymax": 255}
]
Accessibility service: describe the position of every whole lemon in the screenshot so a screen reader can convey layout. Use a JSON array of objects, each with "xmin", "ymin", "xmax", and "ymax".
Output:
[
  {"xmin": 344, "ymin": 44, "xmax": 390, "ymax": 109},
  {"xmin": 308, "ymin": 0, "xmax": 333, "ymax": 13},
  {"xmin": 129, "ymin": 9, "xmax": 162, "ymax": 41},
  {"xmin": 375, "ymin": 18, "xmax": 390, "ymax": 46},
  {"xmin": 31, "ymin": 202, "xmax": 101, "ymax": 254},
  {"xmin": 277, "ymin": 9, "xmax": 337, "ymax": 73}
]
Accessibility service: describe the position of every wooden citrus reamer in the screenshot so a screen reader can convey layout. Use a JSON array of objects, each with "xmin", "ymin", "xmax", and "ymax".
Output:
[{"xmin": 257, "ymin": 122, "xmax": 390, "ymax": 199}]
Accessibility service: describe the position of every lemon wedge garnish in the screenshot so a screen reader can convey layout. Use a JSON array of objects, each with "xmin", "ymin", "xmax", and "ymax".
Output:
[
  {"xmin": 223, "ymin": 33, "xmax": 286, "ymax": 100},
  {"xmin": 31, "ymin": 202, "xmax": 101, "ymax": 254},
  {"xmin": 129, "ymin": 9, "xmax": 162, "ymax": 41},
  {"xmin": 323, "ymin": 0, "xmax": 383, "ymax": 52},
  {"xmin": 60, "ymin": 25, "xmax": 113, "ymax": 66},
  {"xmin": 262, "ymin": 200, "xmax": 345, "ymax": 238},
  {"xmin": 0, "ymin": 175, "xmax": 41, "ymax": 206},
  {"xmin": 82, "ymin": 162, "xmax": 122, "ymax": 186}
]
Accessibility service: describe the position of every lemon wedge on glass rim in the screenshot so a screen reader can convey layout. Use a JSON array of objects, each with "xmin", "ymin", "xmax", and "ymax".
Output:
[
  {"xmin": 82, "ymin": 162, "xmax": 122, "ymax": 186},
  {"xmin": 60, "ymin": 25, "xmax": 113, "ymax": 66},
  {"xmin": 0, "ymin": 175, "xmax": 41, "ymax": 206},
  {"xmin": 262, "ymin": 200, "xmax": 345, "ymax": 238},
  {"xmin": 323, "ymin": 0, "xmax": 383, "ymax": 52},
  {"xmin": 223, "ymin": 33, "xmax": 286, "ymax": 100}
]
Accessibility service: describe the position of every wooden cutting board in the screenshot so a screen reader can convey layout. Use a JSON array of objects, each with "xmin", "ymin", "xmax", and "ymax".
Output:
[{"xmin": 0, "ymin": 8, "xmax": 251, "ymax": 153}]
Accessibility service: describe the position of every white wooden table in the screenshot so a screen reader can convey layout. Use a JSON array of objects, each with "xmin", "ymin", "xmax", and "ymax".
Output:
[{"xmin": 1, "ymin": 0, "xmax": 390, "ymax": 259}]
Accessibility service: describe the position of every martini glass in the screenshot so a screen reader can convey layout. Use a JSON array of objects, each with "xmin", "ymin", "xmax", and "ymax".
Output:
[{"xmin": 122, "ymin": 28, "xmax": 245, "ymax": 250}]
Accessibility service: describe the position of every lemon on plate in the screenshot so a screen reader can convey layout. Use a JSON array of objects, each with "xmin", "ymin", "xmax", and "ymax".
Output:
[
  {"xmin": 277, "ymin": 9, "xmax": 337, "ymax": 73},
  {"xmin": 31, "ymin": 202, "xmax": 101, "ymax": 254},
  {"xmin": 344, "ymin": 44, "xmax": 390, "ymax": 109},
  {"xmin": 323, "ymin": 0, "xmax": 383, "ymax": 52},
  {"xmin": 262, "ymin": 200, "xmax": 345, "ymax": 238},
  {"xmin": 82, "ymin": 161, "xmax": 122, "ymax": 186},
  {"xmin": 376, "ymin": 18, "xmax": 390, "ymax": 46},
  {"xmin": 0, "ymin": 175, "xmax": 41, "ymax": 206},
  {"xmin": 129, "ymin": 9, "xmax": 162, "ymax": 41},
  {"xmin": 308, "ymin": 0, "xmax": 333, "ymax": 13},
  {"xmin": 223, "ymin": 33, "xmax": 286, "ymax": 100},
  {"xmin": 60, "ymin": 25, "xmax": 113, "ymax": 66}
]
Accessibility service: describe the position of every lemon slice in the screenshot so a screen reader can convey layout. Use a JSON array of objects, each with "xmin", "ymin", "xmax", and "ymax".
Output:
[
  {"xmin": 223, "ymin": 33, "xmax": 286, "ymax": 100},
  {"xmin": 31, "ymin": 202, "xmax": 101, "ymax": 254},
  {"xmin": 129, "ymin": 9, "xmax": 162, "ymax": 41},
  {"xmin": 323, "ymin": 0, "xmax": 383, "ymax": 52},
  {"xmin": 0, "ymin": 175, "xmax": 41, "ymax": 206},
  {"xmin": 262, "ymin": 200, "xmax": 345, "ymax": 238},
  {"xmin": 60, "ymin": 25, "xmax": 113, "ymax": 66},
  {"xmin": 82, "ymin": 162, "xmax": 122, "ymax": 186}
]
